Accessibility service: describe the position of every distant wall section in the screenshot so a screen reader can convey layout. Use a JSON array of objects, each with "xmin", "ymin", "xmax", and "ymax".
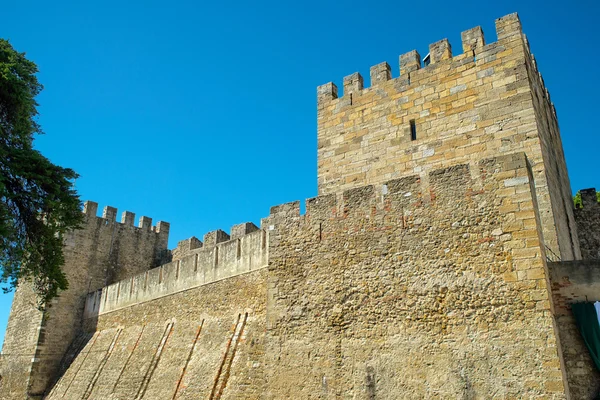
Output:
[
  {"xmin": 0, "ymin": 203, "xmax": 169, "ymax": 399},
  {"xmin": 574, "ymin": 188, "xmax": 600, "ymax": 260}
]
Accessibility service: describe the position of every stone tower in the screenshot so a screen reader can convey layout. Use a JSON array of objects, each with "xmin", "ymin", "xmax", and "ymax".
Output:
[
  {"xmin": 0, "ymin": 203, "xmax": 169, "ymax": 398},
  {"xmin": 317, "ymin": 13, "xmax": 580, "ymax": 262}
]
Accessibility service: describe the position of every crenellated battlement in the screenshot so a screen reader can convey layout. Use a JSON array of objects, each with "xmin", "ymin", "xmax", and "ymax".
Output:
[
  {"xmin": 578, "ymin": 188, "xmax": 599, "ymax": 209},
  {"xmin": 85, "ymin": 223, "xmax": 267, "ymax": 317},
  {"xmin": 267, "ymin": 152, "xmax": 531, "ymax": 230},
  {"xmin": 317, "ymin": 13, "xmax": 523, "ymax": 105},
  {"xmin": 82, "ymin": 200, "xmax": 170, "ymax": 234},
  {"xmin": 316, "ymin": 11, "xmax": 578, "ymax": 264},
  {"xmin": 85, "ymin": 151, "xmax": 533, "ymax": 319},
  {"xmin": 171, "ymin": 222, "xmax": 260, "ymax": 261}
]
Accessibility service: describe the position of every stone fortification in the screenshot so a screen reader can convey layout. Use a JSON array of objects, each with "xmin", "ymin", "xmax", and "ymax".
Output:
[
  {"xmin": 317, "ymin": 13, "xmax": 579, "ymax": 262},
  {"xmin": 0, "ymin": 203, "xmax": 169, "ymax": 399},
  {"xmin": 2, "ymin": 12, "xmax": 600, "ymax": 400},
  {"xmin": 47, "ymin": 152, "xmax": 570, "ymax": 398},
  {"xmin": 84, "ymin": 223, "xmax": 267, "ymax": 317}
]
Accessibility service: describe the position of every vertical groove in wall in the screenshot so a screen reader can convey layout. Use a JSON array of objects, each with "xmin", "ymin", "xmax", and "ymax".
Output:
[
  {"xmin": 45, "ymin": 332, "xmax": 92, "ymax": 399},
  {"xmin": 209, "ymin": 314, "xmax": 240, "ymax": 400},
  {"xmin": 60, "ymin": 331, "xmax": 101, "ymax": 398},
  {"xmin": 209, "ymin": 313, "xmax": 248, "ymax": 400},
  {"xmin": 135, "ymin": 321, "xmax": 175, "ymax": 400},
  {"xmin": 215, "ymin": 312, "xmax": 247, "ymax": 399},
  {"xmin": 82, "ymin": 328, "xmax": 122, "ymax": 399},
  {"xmin": 171, "ymin": 320, "xmax": 204, "ymax": 400},
  {"xmin": 112, "ymin": 324, "xmax": 145, "ymax": 393}
]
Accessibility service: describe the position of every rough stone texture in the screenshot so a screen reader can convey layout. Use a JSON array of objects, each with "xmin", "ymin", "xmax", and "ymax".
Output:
[
  {"xmin": 549, "ymin": 261, "xmax": 600, "ymax": 399},
  {"xmin": 574, "ymin": 188, "xmax": 600, "ymax": 260},
  {"xmin": 0, "ymin": 204, "xmax": 169, "ymax": 399},
  {"xmin": 3, "ymin": 12, "xmax": 600, "ymax": 400},
  {"xmin": 46, "ymin": 269, "xmax": 267, "ymax": 400},
  {"xmin": 316, "ymin": 13, "xmax": 579, "ymax": 262},
  {"xmin": 264, "ymin": 153, "xmax": 567, "ymax": 398}
]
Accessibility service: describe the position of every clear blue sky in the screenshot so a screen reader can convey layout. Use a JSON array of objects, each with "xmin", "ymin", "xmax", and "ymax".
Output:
[{"xmin": 1, "ymin": 0, "xmax": 599, "ymax": 345}]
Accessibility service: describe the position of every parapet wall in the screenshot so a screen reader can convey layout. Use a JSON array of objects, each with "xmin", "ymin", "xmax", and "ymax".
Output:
[
  {"xmin": 316, "ymin": 12, "xmax": 578, "ymax": 261},
  {"xmin": 0, "ymin": 202, "xmax": 170, "ymax": 399},
  {"xmin": 574, "ymin": 188, "xmax": 600, "ymax": 260},
  {"xmin": 84, "ymin": 225, "xmax": 267, "ymax": 317}
]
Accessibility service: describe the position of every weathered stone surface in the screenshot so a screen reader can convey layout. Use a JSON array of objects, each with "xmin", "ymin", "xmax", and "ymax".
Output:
[
  {"xmin": 0, "ymin": 208, "xmax": 169, "ymax": 399},
  {"xmin": 2, "ymin": 12, "xmax": 600, "ymax": 400},
  {"xmin": 316, "ymin": 14, "xmax": 580, "ymax": 262}
]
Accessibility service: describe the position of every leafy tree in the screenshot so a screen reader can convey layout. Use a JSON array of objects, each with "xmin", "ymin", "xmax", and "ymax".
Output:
[{"xmin": 0, "ymin": 38, "xmax": 82, "ymax": 307}]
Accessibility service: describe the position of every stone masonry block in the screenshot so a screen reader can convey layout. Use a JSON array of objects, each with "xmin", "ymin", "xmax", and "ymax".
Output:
[
  {"xmin": 461, "ymin": 26, "xmax": 485, "ymax": 53},
  {"xmin": 495, "ymin": 13, "xmax": 522, "ymax": 41},
  {"xmin": 83, "ymin": 201, "xmax": 98, "ymax": 217},
  {"xmin": 204, "ymin": 229, "xmax": 230, "ymax": 246},
  {"xmin": 317, "ymin": 82, "xmax": 338, "ymax": 104},
  {"xmin": 139, "ymin": 216, "xmax": 152, "ymax": 230},
  {"xmin": 580, "ymin": 188, "xmax": 598, "ymax": 208},
  {"xmin": 370, "ymin": 62, "xmax": 391, "ymax": 85},
  {"xmin": 400, "ymin": 50, "xmax": 421, "ymax": 75},
  {"xmin": 177, "ymin": 236, "xmax": 203, "ymax": 253},
  {"xmin": 343, "ymin": 72, "xmax": 364, "ymax": 96},
  {"xmin": 156, "ymin": 221, "xmax": 170, "ymax": 234},
  {"xmin": 121, "ymin": 211, "xmax": 135, "ymax": 226},
  {"xmin": 429, "ymin": 39, "xmax": 452, "ymax": 64},
  {"xmin": 102, "ymin": 206, "xmax": 117, "ymax": 221},
  {"xmin": 231, "ymin": 222, "xmax": 259, "ymax": 239}
]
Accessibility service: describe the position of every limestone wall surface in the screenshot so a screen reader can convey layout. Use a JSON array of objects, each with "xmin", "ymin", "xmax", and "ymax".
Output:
[
  {"xmin": 317, "ymin": 13, "xmax": 579, "ymax": 261},
  {"xmin": 0, "ymin": 203, "xmax": 169, "ymax": 399},
  {"xmin": 46, "ymin": 269, "xmax": 267, "ymax": 400},
  {"xmin": 574, "ymin": 188, "xmax": 600, "ymax": 260},
  {"xmin": 84, "ymin": 228, "xmax": 267, "ymax": 317},
  {"xmin": 264, "ymin": 152, "xmax": 568, "ymax": 398},
  {"xmin": 549, "ymin": 260, "xmax": 600, "ymax": 399}
]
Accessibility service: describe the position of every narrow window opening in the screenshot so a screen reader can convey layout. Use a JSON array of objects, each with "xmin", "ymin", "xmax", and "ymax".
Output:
[
  {"xmin": 410, "ymin": 120, "xmax": 417, "ymax": 141},
  {"xmin": 349, "ymin": 93, "xmax": 353, "ymax": 106}
]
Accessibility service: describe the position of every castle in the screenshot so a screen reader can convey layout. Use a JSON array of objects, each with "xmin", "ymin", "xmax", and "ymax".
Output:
[{"xmin": 1, "ymin": 12, "xmax": 599, "ymax": 399}]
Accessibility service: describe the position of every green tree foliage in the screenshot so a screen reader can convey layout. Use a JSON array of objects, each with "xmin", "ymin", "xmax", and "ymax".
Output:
[{"xmin": 0, "ymin": 39, "xmax": 82, "ymax": 307}]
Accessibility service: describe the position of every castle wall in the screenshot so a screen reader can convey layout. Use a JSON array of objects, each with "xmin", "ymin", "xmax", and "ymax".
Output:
[
  {"xmin": 317, "ymin": 13, "xmax": 579, "ymax": 261},
  {"xmin": 264, "ymin": 153, "xmax": 568, "ymax": 398},
  {"xmin": 524, "ymin": 43, "xmax": 581, "ymax": 261},
  {"xmin": 0, "ymin": 203, "xmax": 169, "ymax": 399},
  {"xmin": 0, "ymin": 282, "xmax": 44, "ymax": 399},
  {"xmin": 574, "ymin": 188, "xmax": 600, "ymax": 260},
  {"xmin": 37, "ymin": 153, "xmax": 574, "ymax": 398},
  {"xmin": 549, "ymin": 260, "xmax": 600, "ymax": 399},
  {"xmin": 45, "ymin": 268, "xmax": 267, "ymax": 400},
  {"xmin": 83, "ymin": 227, "xmax": 267, "ymax": 317}
]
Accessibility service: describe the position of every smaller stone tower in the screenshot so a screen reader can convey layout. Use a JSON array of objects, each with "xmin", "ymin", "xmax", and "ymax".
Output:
[{"xmin": 0, "ymin": 202, "xmax": 169, "ymax": 399}]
